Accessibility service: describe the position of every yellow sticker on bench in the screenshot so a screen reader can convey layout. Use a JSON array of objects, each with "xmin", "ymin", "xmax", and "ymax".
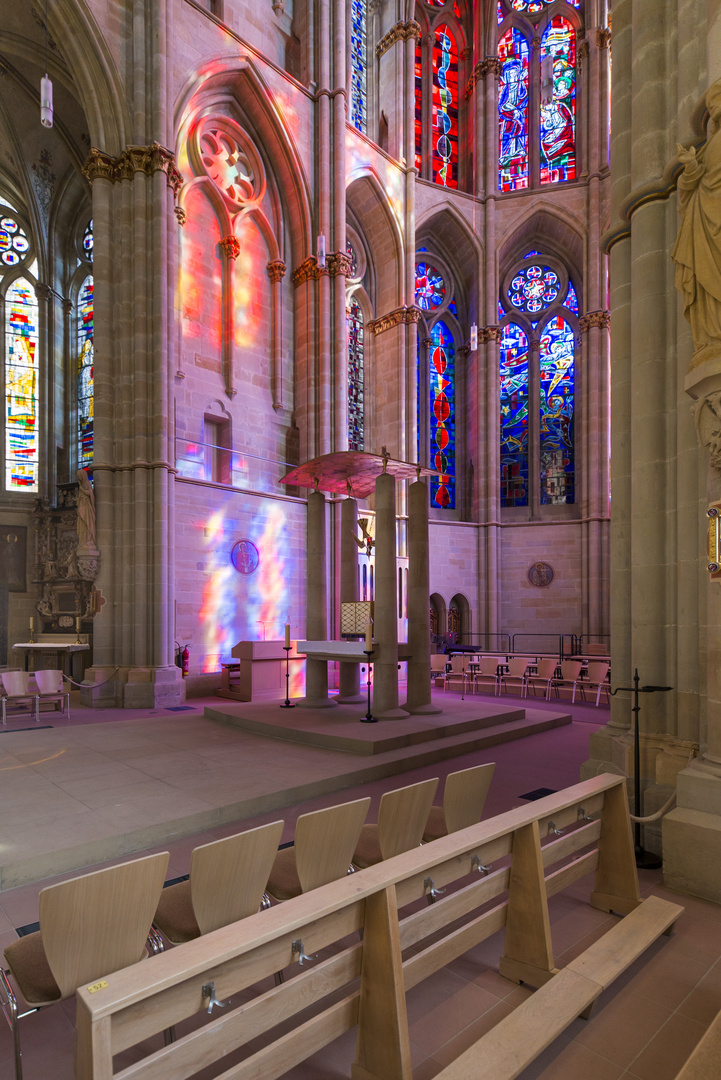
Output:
[{"xmin": 87, "ymin": 980, "xmax": 108, "ymax": 993}]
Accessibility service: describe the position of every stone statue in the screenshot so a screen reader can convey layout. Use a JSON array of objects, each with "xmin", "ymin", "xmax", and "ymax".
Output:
[
  {"xmin": 76, "ymin": 469, "xmax": 98, "ymax": 556},
  {"xmin": 672, "ymin": 81, "xmax": 721, "ymax": 370}
]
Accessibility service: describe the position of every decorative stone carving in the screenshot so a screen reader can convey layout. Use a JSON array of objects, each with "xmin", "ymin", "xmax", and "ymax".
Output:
[
  {"xmin": 34, "ymin": 282, "xmax": 52, "ymax": 302},
  {"xmin": 466, "ymin": 58, "xmax": 501, "ymax": 98},
  {"xmin": 174, "ymin": 206, "xmax": 186, "ymax": 226},
  {"xmin": 220, "ymin": 235, "xmax": 241, "ymax": 259},
  {"xmin": 292, "ymin": 251, "xmax": 352, "ymax": 284},
  {"xmin": 673, "ymin": 82, "xmax": 721, "ymax": 373},
  {"xmin": 375, "ymin": 20, "xmax": 421, "ymax": 58},
  {"xmin": 82, "ymin": 143, "xmax": 182, "ymax": 196},
  {"xmin": 32, "ymin": 482, "xmax": 100, "ymax": 627},
  {"xmin": 327, "ymin": 251, "xmax": 353, "ymax": 277},
  {"xmin": 266, "ymin": 259, "xmax": 287, "ymax": 282},
  {"xmin": 578, "ymin": 40, "xmax": 590, "ymax": 61},
  {"xmin": 596, "ymin": 27, "xmax": 611, "ymax": 49},
  {"xmin": 479, "ymin": 325, "xmax": 501, "ymax": 343},
  {"xmin": 76, "ymin": 469, "xmax": 98, "ymax": 556},
  {"xmin": 368, "ymin": 306, "xmax": 422, "ymax": 335},
  {"xmin": 692, "ymin": 392, "xmax": 721, "ymax": 469},
  {"xmin": 579, "ymin": 310, "xmax": 611, "ymax": 331}
]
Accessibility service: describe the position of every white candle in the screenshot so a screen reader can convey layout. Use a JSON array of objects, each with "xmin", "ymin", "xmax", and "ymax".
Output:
[
  {"xmin": 29, "ymin": 616, "xmax": 34, "ymax": 630},
  {"xmin": 284, "ymin": 623, "xmax": 290, "ymax": 648},
  {"xmin": 76, "ymin": 617, "xmax": 81, "ymax": 632},
  {"xmin": 366, "ymin": 622, "xmax": 372, "ymax": 652}
]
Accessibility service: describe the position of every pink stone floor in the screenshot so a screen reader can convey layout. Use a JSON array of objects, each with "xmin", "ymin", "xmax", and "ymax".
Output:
[{"xmin": 0, "ymin": 689, "xmax": 718, "ymax": 1080}]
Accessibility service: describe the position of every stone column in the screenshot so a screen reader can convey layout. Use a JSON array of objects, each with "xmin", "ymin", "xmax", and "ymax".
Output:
[
  {"xmin": 267, "ymin": 260, "xmax": 287, "ymax": 410},
  {"xmin": 302, "ymin": 489, "xmax": 335, "ymax": 707},
  {"xmin": 404, "ymin": 478, "xmax": 440, "ymax": 714},
  {"xmin": 373, "ymin": 471, "xmax": 408, "ymax": 718},
  {"xmin": 338, "ymin": 497, "xmax": 363, "ymax": 702}
]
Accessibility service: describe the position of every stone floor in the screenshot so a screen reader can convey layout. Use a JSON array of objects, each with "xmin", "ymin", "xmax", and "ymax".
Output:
[{"xmin": 0, "ymin": 688, "xmax": 718, "ymax": 1079}]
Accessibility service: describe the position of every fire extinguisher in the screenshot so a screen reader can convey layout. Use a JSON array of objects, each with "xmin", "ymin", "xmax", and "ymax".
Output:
[{"xmin": 181, "ymin": 645, "xmax": 189, "ymax": 677}]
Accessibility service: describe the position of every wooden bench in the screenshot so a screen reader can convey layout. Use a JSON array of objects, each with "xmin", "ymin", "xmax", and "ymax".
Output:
[
  {"xmin": 675, "ymin": 1006, "xmax": 721, "ymax": 1078},
  {"xmin": 74, "ymin": 774, "xmax": 683, "ymax": 1080}
]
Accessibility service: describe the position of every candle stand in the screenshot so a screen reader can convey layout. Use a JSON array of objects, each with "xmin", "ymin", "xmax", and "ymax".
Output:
[
  {"xmin": 360, "ymin": 649, "xmax": 377, "ymax": 723},
  {"xmin": 280, "ymin": 645, "xmax": 295, "ymax": 708}
]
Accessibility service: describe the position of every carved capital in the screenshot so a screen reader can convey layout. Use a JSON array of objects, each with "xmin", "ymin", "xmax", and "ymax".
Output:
[
  {"xmin": 579, "ymin": 310, "xmax": 610, "ymax": 331},
  {"xmin": 376, "ymin": 20, "xmax": 422, "ymax": 58},
  {"xmin": 457, "ymin": 344, "xmax": 471, "ymax": 357},
  {"xmin": 578, "ymin": 40, "xmax": 590, "ymax": 61},
  {"xmin": 62, "ymin": 298, "xmax": 73, "ymax": 315},
  {"xmin": 174, "ymin": 206, "xmax": 187, "ymax": 226},
  {"xmin": 368, "ymin": 305, "xmax": 422, "ymax": 335},
  {"xmin": 531, "ymin": 37, "xmax": 541, "ymax": 51},
  {"xmin": 220, "ymin": 235, "xmax": 241, "ymax": 260},
  {"xmin": 292, "ymin": 256, "xmax": 320, "ymax": 285},
  {"xmin": 34, "ymin": 282, "xmax": 52, "ymax": 303},
  {"xmin": 266, "ymin": 259, "xmax": 287, "ymax": 282},
  {"xmin": 529, "ymin": 338, "xmax": 541, "ymax": 353},
  {"xmin": 327, "ymin": 251, "xmax": 353, "ymax": 277},
  {"xmin": 479, "ymin": 325, "xmax": 501, "ymax": 344},
  {"xmin": 82, "ymin": 148, "xmax": 115, "ymax": 183},
  {"xmin": 596, "ymin": 27, "xmax": 611, "ymax": 49},
  {"xmin": 460, "ymin": 47, "xmax": 472, "ymax": 62}
]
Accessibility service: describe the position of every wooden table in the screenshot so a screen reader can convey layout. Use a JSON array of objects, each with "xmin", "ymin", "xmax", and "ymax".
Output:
[{"xmin": 12, "ymin": 641, "xmax": 90, "ymax": 681}]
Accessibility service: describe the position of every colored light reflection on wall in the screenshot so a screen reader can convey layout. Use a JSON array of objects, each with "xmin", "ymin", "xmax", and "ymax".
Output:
[
  {"xmin": 199, "ymin": 508, "xmax": 237, "ymax": 672},
  {"xmin": 180, "ymin": 187, "xmax": 222, "ymax": 343}
]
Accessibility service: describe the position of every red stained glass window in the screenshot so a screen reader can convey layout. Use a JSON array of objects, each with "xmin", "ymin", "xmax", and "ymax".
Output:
[{"xmin": 432, "ymin": 26, "xmax": 458, "ymax": 189}]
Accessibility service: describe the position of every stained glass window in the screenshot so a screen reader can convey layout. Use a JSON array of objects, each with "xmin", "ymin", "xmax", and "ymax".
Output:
[
  {"xmin": 348, "ymin": 297, "xmax": 364, "ymax": 451},
  {"xmin": 415, "ymin": 38, "xmax": 423, "ymax": 172},
  {"xmin": 350, "ymin": 0, "xmax": 367, "ymax": 134},
  {"xmin": 510, "ymin": 0, "xmax": 580, "ymax": 11},
  {"xmin": 498, "ymin": 29, "xmax": 529, "ymax": 192},
  {"xmin": 432, "ymin": 26, "xmax": 458, "ymax": 189},
  {"xmin": 540, "ymin": 315, "xmax": 574, "ymax": 503},
  {"xmin": 0, "ymin": 215, "xmax": 30, "ymax": 268},
  {"xmin": 430, "ymin": 320, "xmax": 455, "ymax": 508},
  {"xmin": 415, "ymin": 263, "xmax": 445, "ymax": 310},
  {"xmin": 347, "ymin": 239, "xmax": 358, "ymax": 279},
  {"xmin": 497, "ymin": 0, "xmax": 505, "ymax": 23},
  {"xmin": 83, "ymin": 220, "xmax": 93, "ymax": 261},
  {"xmin": 563, "ymin": 279, "xmax": 579, "ymax": 315},
  {"xmin": 448, "ymin": 295, "xmax": 457, "ymax": 315},
  {"xmin": 78, "ymin": 276, "xmax": 94, "ymax": 468},
  {"xmin": 5, "ymin": 278, "xmax": 39, "ymax": 491},
  {"xmin": 500, "ymin": 323, "xmax": 529, "ymax": 507},
  {"xmin": 540, "ymin": 17, "xmax": 576, "ymax": 184},
  {"xmin": 508, "ymin": 264, "xmax": 560, "ymax": 314}
]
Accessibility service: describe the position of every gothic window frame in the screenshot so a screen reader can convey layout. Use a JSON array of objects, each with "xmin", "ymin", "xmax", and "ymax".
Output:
[
  {"xmin": 71, "ymin": 215, "xmax": 94, "ymax": 474},
  {"xmin": 497, "ymin": 1, "xmax": 584, "ymax": 192},
  {"xmin": 498, "ymin": 249, "xmax": 581, "ymax": 515},
  {"xmin": 346, "ymin": 282, "xmax": 373, "ymax": 453},
  {"xmin": 0, "ymin": 202, "xmax": 40, "ymax": 495},
  {"xmin": 414, "ymin": 1, "xmax": 469, "ymax": 191}
]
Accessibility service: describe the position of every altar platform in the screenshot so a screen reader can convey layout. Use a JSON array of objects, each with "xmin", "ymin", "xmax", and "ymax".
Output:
[{"xmin": 0, "ymin": 692, "xmax": 570, "ymax": 891}]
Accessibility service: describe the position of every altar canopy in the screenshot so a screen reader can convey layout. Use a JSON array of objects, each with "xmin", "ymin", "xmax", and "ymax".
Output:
[{"xmin": 280, "ymin": 451, "xmax": 436, "ymax": 499}]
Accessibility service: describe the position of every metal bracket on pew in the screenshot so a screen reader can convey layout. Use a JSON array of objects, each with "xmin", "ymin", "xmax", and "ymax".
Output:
[
  {"xmin": 577, "ymin": 807, "xmax": 594, "ymax": 822},
  {"xmin": 424, "ymin": 876, "xmax": 446, "ymax": 903},
  {"xmin": 202, "ymin": 981, "xmax": 230, "ymax": 1014},
  {"xmin": 470, "ymin": 854, "xmax": 491, "ymax": 875},
  {"xmin": 292, "ymin": 939, "xmax": 315, "ymax": 965},
  {"xmin": 547, "ymin": 820, "xmax": 565, "ymax": 836}
]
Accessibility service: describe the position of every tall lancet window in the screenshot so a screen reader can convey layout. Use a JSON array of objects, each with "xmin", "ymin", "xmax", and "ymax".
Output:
[
  {"xmin": 347, "ymin": 296, "xmax": 364, "ymax": 450},
  {"xmin": 430, "ymin": 320, "xmax": 455, "ymax": 508},
  {"xmin": 540, "ymin": 16, "xmax": 576, "ymax": 184},
  {"xmin": 431, "ymin": 26, "xmax": 459, "ymax": 188},
  {"xmin": 77, "ymin": 276, "xmax": 94, "ymax": 468},
  {"xmin": 540, "ymin": 315, "xmax": 574, "ymax": 503},
  {"xmin": 350, "ymin": 0, "xmax": 368, "ymax": 133},
  {"xmin": 500, "ymin": 323, "xmax": 529, "ymax": 507},
  {"xmin": 498, "ymin": 28, "xmax": 529, "ymax": 191},
  {"xmin": 5, "ymin": 277, "xmax": 39, "ymax": 491}
]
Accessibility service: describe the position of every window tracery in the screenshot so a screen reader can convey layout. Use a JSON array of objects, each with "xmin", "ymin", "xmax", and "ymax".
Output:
[
  {"xmin": 77, "ymin": 276, "xmax": 94, "ymax": 469},
  {"xmin": 348, "ymin": 297, "xmax": 365, "ymax": 451}
]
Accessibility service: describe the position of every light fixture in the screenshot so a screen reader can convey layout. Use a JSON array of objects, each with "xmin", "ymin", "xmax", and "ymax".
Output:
[
  {"xmin": 470, "ymin": 323, "xmax": 478, "ymax": 351},
  {"xmin": 40, "ymin": 74, "xmax": 53, "ymax": 128},
  {"xmin": 316, "ymin": 232, "xmax": 326, "ymax": 268}
]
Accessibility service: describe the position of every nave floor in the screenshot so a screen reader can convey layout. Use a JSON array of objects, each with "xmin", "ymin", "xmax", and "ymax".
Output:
[{"xmin": 0, "ymin": 694, "xmax": 718, "ymax": 1080}]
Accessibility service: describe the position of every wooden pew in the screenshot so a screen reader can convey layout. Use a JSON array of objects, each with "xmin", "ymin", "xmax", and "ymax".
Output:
[
  {"xmin": 675, "ymin": 1007, "xmax": 721, "ymax": 1079},
  {"xmin": 74, "ymin": 774, "xmax": 683, "ymax": 1080}
]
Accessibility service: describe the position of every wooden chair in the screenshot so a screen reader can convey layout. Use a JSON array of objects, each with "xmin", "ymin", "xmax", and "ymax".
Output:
[
  {"xmin": 422, "ymin": 763, "xmax": 496, "ymax": 842},
  {"xmin": 498, "ymin": 656, "xmax": 529, "ymax": 697},
  {"xmin": 524, "ymin": 656, "xmax": 558, "ymax": 699},
  {"xmin": 579, "ymin": 661, "xmax": 610, "ymax": 706},
  {"xmin": 265, "ymin": 798, "xmax": 370, "ymax": 902},
  {"xmin": 1, "ymin": 671, "xmax": 38, "ymax": 725},
  {"xmin": 472, "ymin": 656, "xmax": 502, "ymax": 696},
  {"xmin": 33, "ymin": 669, "xmax": 70, "ymax": 719},
  {"xmin": 153, "ymin": 820, "xmax": 284, "ymax": 944},
  {"xmin": 443, "ymin": 655, "xmax": 471, "ymax": 695},
  {"xmin": 0, "ymin": 851, "xmax": 169, "ymax": 1080},
  {"xmin": 352, "ymin": 778, "xmax": 439, "ymax": 868},
  {"xmin": 430, "ymin": 653, "xmax": 448, "ymax": 683},
  {"xmin": 549, "ymin": 660, "xmax": 584, "ymax": 702}
]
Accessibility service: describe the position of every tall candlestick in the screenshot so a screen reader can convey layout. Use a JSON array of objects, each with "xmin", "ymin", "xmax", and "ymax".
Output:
[
  {"xmin": 29, "ymin": 616, "xmax": 34, "ymax": 630},
  {"xmin": 285, "ymin": 623, "xmax": 291, "ymax": 648},
  {"xmin": 366, "ymin": 621, "xmax": 372, "ymax": 652}
]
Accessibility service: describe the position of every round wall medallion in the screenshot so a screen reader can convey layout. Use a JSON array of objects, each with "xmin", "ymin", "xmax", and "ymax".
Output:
[
  {"xmin": 528, "ymin": 562, "xmax": 554, "ymax": 587},
  {"xmin": 231, "ymin": 539, "xmax": 259, "ymax": 574}
]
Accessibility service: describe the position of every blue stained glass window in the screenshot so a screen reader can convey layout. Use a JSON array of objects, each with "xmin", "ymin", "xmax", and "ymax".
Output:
[
  {"xmin": 348, "ymin": 297, "xmax": 364, "ymax": 451},
  {"xmin": 523, "ymin": 249, "xmax": 542, "ymax": 257},
  {"xmin": 430, "ymin": 320, "xmax": 455, "ymax": 508},
  {"xmin": 563, "ymin": 279, "xmax": 579, "ymax": 315},
  {"xmin": 448, "ymin": 295, "xmax": 457, "ymax": 315},
  {"xmin": 498, "ymin": 29, "xmax": 529, "ymax": 192},
  {"xmin": 415, "ymin": 263, "xmax": 445, "ymax": 310},
  {"xmin": 540, "ymin": 17, "xmax": 576, "ymax": 184},
  {"xmin": 350, "ymin": 0, "xmax": 367, "ymax": 133},
  {"xmin": 508, "ymin": 264, "xmax": 560, "ymax": 314},
  {"xmin": 500, "ymin": 323, "xmax": 529, "ymax": 507},
  {"xmin": 78, "ymin": 276, "xmax": 94, "ymax": 468},
  {"xmin": 0, "ymin": 214, "xmax": 29, "ymax": 268},
  {"xmin": 497, "ymin": 0, "xmax": 504, "ymax": 24},
  {"xmin": 83, "ymin": 220, "xmax": 93, "ymax": 261},
  {"xmin": 540, "ymin": 315, "xmax": 574, "ymax": 504}
]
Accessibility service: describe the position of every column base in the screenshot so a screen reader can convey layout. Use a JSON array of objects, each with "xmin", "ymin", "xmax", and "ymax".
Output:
[
  {"xmin": 663, "ymin": 760, "xmax": 721, "ymax": 902},
  {"xmin": 402, "ymin": 701, "xmax": 442, "ymax": 715},
  {"xmin": 296, "ymin": 697, "xmax": 338, "ymax": 709},
  {"xmin": 79, "ymin": 665, "xmax": 185, "ymax": 709},
  {"xmin": 335, "ymin": 693, "xmax": 366, "ymax": 704},
  {"xmin": 374, "ymin": 707, "xmax": 411, "ymax": 720}
]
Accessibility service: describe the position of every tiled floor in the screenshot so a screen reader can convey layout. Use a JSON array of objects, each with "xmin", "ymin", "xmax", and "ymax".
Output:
[{"xmin": 0, "ymin": 689, "xmax": 718, "ymax": 1079}]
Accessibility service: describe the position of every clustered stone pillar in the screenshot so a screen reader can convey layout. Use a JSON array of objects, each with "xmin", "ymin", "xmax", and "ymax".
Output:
[
  {"xmin": 338, "ymin": 496, "xmax": 363, "ymax": 703},
  {"xmin": 404, "ymin": 478, "xmax": 439, "ymax": 715},
  {"xmin": 373, "ymin": 472, "xmax": 407, "ymax": 718},
  {"xmin": 303, "ymin": 488, "xmax": 335, "ymax": 707}
]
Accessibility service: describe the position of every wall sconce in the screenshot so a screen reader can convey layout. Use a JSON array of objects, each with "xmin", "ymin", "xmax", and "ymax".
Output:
[
  {"xmin": 470, "ymin": 324, "xmax": 478, "ymax": 351},
  {"xmin": 41, "ymin": 74, "xmax": 53, "ymax": 128},
  {"xmin": 317, "ymin": 233, "xmax": 326, "ymax": 268}
]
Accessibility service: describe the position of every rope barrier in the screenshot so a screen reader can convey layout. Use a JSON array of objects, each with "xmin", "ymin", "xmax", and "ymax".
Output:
[
  {"xmin": 63, "ymin": 666, "xmax": 120, "ymax": 689},
  {"xmin": 628, "ymin": 751, "xmax": 695, "ymax": 824}
]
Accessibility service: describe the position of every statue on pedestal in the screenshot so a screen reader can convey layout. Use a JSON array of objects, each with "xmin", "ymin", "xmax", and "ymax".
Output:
[
  {"xmin": 672, "ymin": 80, "xmax": 721, "ymax": 371},
  {"xmin": 76, "ymin": 469, "xmax": 99, "ymax": 563}
]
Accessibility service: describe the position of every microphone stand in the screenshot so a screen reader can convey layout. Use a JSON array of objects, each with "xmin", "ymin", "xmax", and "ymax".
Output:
[{"xmin": 610, "ymin": 668, "xmax": 672, "ymax": 869}]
